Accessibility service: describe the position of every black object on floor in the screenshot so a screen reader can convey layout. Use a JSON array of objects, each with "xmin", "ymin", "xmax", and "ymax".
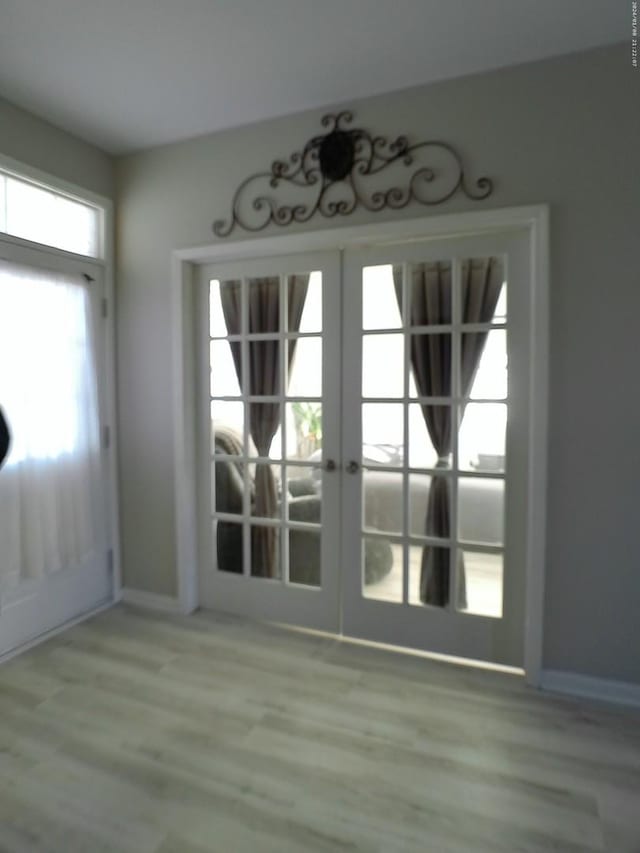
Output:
[{"xmin": 0, "ymin": 407, "xmax": 10, "ymax": 470}]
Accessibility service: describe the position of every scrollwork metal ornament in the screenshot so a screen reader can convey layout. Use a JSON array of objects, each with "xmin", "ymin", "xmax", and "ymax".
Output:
[{"xmin": 213, "ymin": 111, "xmax": 493, "ymax": 237}]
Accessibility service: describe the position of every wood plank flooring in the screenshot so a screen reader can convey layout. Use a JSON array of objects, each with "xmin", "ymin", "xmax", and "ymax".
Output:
[{"xmin": 0, "ymin": 605, "xmax": 638, "ymax": 852}]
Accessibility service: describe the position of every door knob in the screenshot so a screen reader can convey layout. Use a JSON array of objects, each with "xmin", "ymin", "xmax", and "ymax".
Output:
[
  {"xmin": 324, "ymin": 459, "xmax": 337, "ymax": 472},
  {"xmin": 346, "ymin": 460, "xmax": 359, "ymax": 474}
]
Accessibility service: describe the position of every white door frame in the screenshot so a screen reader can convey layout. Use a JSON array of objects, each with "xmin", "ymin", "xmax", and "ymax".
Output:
[
  {"xmin": 0, "ymin": 151, "xmax": 120, "ymax": 600},
  {"xmin": 171, "ymin": 204, "xmax": 549, "ymax": 685}
]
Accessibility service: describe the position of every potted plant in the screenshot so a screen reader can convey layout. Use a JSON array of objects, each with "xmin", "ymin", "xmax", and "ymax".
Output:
[{"xmin": 292, "ymin": 402, "xmax": 322, "ymax": 459}]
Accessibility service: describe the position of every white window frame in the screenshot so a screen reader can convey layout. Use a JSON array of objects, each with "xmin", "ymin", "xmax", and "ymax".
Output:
[
  {"xmin": 0, "ymin": 153, "xmax": 105, "ymax": 261},
  {"xmin": 0, "ymin": 151, "xmax": 121, "ymax": 605},
  {"xmin": 171, "ymin": 205, "xmax": 549, "ymax": 685}
]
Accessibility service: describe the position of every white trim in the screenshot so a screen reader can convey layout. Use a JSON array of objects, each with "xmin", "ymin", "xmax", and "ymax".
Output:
[
  {"xmin": 540, "ymin": 670, "xmax": 640, "ymax": 709},
  {"xmin": 121, "ymin": 588, "xmax": 184, "ymax": 614},
  {"xmin": 0, "ymin": 600, "xmax": 114, "ymax": 666},
  {"xmin": 522, "ymin": 206, "xmax": 549, "ymax": 687},
  {"xmin": 174, "ymin": 205, "xmax": 549, "ymax": 264},
  {"xmin": 172, "ymin": 256, "xmax": 199, "ymax": 614},
  {"xmin": 0, "ymin": 151, "xmax": 110, "ymax": 209},
  {"xmin": 171, "ymin": 205, "xmax": 549, "ymax": 681},
  {"xmin": 102, "ymin": 196, "xmax": 122, "ymax": 603}
]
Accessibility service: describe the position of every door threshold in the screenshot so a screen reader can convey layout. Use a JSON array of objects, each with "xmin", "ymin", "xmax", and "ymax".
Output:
[{"xmin": 272, "ymin": 620, "xmax": 524, "ymax": 676}]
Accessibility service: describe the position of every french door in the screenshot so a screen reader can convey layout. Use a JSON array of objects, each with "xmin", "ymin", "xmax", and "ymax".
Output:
[
  {"xmin": 0, "ymin": 243, "xmax": 113, "ymax": 656},
  {"xmin": 198, "ymin": 229, "xmax": 531, "ymax": 667},
  {"xmin": 342, "ymin": 231, "xmax": 530, "ymax": 667},
  {"xmin": 197, "ymin": 252, "xmax": 342, "ymax": 631}
]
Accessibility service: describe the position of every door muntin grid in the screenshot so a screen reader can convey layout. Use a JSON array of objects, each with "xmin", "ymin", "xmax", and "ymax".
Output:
[
  {"xmin": 360, "ymin": 259, "xmax": 507, "ymax": 617},
  {"xmin": 208, "ymin": 271, "xmax": 326, "ymax": 586}
]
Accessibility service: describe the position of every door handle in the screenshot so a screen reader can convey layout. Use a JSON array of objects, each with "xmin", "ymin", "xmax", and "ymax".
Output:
[
  {"xmin": 346, "ymin": 460, "xmax": 359, "ymax": 474},
  {"xmin": 324, "ymin": 459, "xmax": 337, "ymax": 472}
]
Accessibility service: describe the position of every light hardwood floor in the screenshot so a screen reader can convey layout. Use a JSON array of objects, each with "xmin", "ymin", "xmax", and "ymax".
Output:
[{"xmin": 0, "ymin": 605, "xmax": 638, "ymax": 852}]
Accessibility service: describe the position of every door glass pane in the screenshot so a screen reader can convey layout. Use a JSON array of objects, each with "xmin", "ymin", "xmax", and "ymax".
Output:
[
  {"xmin": 250, "ymin": 524, "xmax": 281, "ymax": 579},
  {"xmin": 408, "ymin": 404, "xmax": 442, "ymax": 469},
  {"xmin": 288, "ymin": 337, "xmax": 322, "ymax": 397},
  {"xmin": 211, "ymin": 401, "xmax": 245, "ymax": 454},
  {"xmin": 210, "ymin": 340, "xmax": 242, "ymax": 397},
  {"xmin": 407, "ymin": 543, "xmax": 430, "ymax": 606},
  {"xmin": 286, "ymin": 402, "xmax": 322, "ymax": 462},
  {"xmin": 362, "ymin": 264, "xmax": 402, "ymax": 330},
  {"xmin": 248, "ymin": 339, "xmax": 282, "ymax": 396},
  {"xmin": 247, "ymin": 403, "xmax": 282, "ymax": 459},
  {"xmin": 284, "ymin": 464, "xmax": 322, "ymax": 500},
  {"xmin": 362, "ymin": 334, "xmax": 404, "ymax": 397},
  {"xmin": 408, "ymin": 261, "xmax": 452, "ymax": 326},
  {"xmin": 492, "ymin": 280, "xmax": 507, "ymax": 323},
  {"xmin": 409, "ymin": 333, "xmax": 452, "ymax": 397},
  {"xmin": 285, "ymin": 465, "xmax": 322, "ymax": 524},
  {"xmin": 250, "ymin": 461, "xmax": 281, "ymax": 519},
  {"xmin": 409, "ymin": 544, "xmax": 450, "ymax": 608},
  {"xmin": 215, "ymin": 519, "xmax": 244, "ymax": 574},
  {"xmin": 464, "ymin": 330, "xmax": 507, "ymax": 400},
  {"xmin": 362, "ymin": 403, "xmax": 404, "ymax": 466},
  {"xmin": 248, "ymin": 277, "xmax": 280, "ymax": 333},
  {"xmin": 458, "ymin": 550, "xmax": 503, "ymax": 618},
  {"xmin": 408, "ymin": 472, "xmax": 452, "ymax": 538},
  {"xmin": 461, "ymin": 258, "xmax": 505, "ymax": 325},
  {"xmin": 211, "ymin": 459, "xmax": 245, "ymax": 516},
  {"xmin": 209, "ymin": 278, "xmax": 236, "ymax": 338},
  {"xmin": 363, "ymin": 470, "xmax": 404, "ymax": 535},
  {"xmin": 458, "ymin": 477, "xmax": 504, "ymax": 546},
  {"xmin": 292, "ymin": 271, "xmax": 322, "ymax": 333},
  {"xmin": 458, "ymin": 403, "xmax": 506, "ymax": 472},
  {"xmin": 288, "ymin": 527, "xmax": 321, "ymax": 587},
  {"xmin": 362, "ymin": 536, "xmax": 401, "ymax": 602}
]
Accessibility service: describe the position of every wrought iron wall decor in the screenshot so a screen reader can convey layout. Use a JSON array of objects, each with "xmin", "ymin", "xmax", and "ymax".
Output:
[{"xmin": 213, "ymin": 111, "xmax": 493, "ymax": 237}]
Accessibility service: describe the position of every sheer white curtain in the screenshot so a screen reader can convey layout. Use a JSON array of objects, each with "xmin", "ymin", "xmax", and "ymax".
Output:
[{"xmin": 0, "ymin": 259, "xmax": 103, "ymax": 594}]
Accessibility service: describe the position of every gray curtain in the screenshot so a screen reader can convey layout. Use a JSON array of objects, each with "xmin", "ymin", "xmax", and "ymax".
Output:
[
  {"xmin": 393, "ymin": 259, "xmax": 502, "ymax": 606},
  {"xmin": 220, "ymin": 275, "xmax": 309, "ymax": 577}
]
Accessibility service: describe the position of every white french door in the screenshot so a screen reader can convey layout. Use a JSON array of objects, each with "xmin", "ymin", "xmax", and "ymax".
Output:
[
  {"xmin": 197, "ymin": 252, "xmax": 342, "ymax": 631},
  {"xmin": 0, "ymin": 242, "xmax": 112, "ymax": 656},
  {"xmin": 198, "ymin": 229, "xmax": 532, "ymax": 668},
  {"xmin": 341, "ymin": 231, "xmax": 530, "ymax": 667}
]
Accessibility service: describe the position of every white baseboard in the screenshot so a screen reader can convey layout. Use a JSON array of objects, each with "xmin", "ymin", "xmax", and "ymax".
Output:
[
  {"xmin": 540, "ymin": 669, "xmax": 640, "ymax": 709},
  {"xmin": 0, "ymin": 598, "xmax": 114, "ymax": 666},
  {"xmin": 121, "ymin": 588, "xmax": 183, "ymax": 614}
]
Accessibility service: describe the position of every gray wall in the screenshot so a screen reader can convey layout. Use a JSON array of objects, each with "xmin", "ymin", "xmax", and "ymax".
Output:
[
  {"xmin": 0, "ymin": 95, "xmax": 114, "ymax": 199},
  {"xmin": 115, "ymin": 44, "xmax": 640, "ymax": 683}
]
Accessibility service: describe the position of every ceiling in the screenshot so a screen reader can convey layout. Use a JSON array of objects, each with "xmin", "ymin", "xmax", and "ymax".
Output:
[{"xmin": 0, "ymin": 0, "xmax": 626, "ymax": 155}]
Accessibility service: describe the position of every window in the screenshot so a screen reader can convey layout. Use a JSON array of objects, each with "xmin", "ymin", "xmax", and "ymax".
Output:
[{"xmin": 0, "ymin": 171, "xmax": 101, "ymax": 258}]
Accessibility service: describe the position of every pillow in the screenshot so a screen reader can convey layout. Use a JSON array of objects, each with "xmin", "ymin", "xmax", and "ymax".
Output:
[{"xmin": 288, "ymin": 476, "xmax": 318, "ymax": 497}]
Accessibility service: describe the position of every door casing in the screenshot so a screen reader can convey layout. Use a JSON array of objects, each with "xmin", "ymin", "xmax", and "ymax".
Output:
[{"xmin": 171, "ymin": 206, "xmax": 549, "ymax": 684}]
